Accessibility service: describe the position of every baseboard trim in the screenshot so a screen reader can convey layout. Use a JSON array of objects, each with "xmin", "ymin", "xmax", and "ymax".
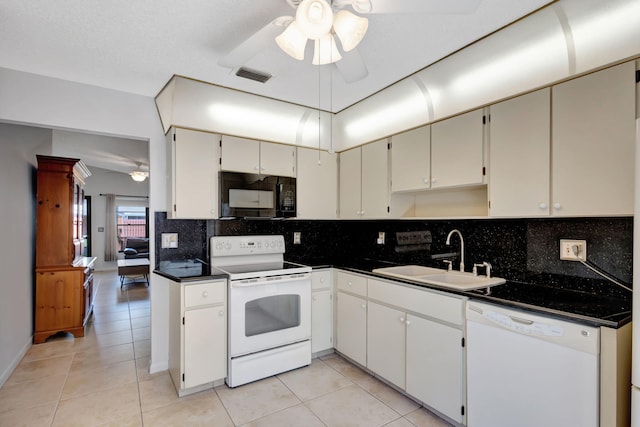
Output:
[{"xmin": 0, "ymin": 336, "xmax": 32, "ymax": 387}]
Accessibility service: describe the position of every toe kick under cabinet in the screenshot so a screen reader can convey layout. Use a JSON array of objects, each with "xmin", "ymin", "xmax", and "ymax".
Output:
[{"xmin": 169, "ymin": 278, "xmax": 227, "ymax": 396}]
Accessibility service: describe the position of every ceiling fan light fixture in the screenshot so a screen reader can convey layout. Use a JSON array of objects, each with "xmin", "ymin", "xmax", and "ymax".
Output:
[
  {"xmin": 312, "ymin": 33, "xmax": 342, "ymax": 65},
  {"xmin": 333, "ymin": 10, "xmax": 369, "ymax": 52},
  {"xmin": 275, "ymin": 20, "xmax": 308, "ymax": 60},
  {"xmin": 130, "ymin": 170, "xmax": 149, "ymax": 182},
  {"xmin": 296, "ymin": 0, "xmax": 333, "ymax": 39}
]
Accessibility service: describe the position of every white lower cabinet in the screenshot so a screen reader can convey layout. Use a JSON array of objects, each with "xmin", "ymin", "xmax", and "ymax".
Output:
[
  {"xmin": 406, "ymin": 314, "xmax": 464, "ymax": 423},
  {"xmin": 337, "ymin": 271, "xmax": 466, "ymax": 424},
  {"xmin": 367, "ymin": 302, "xmax": 406, "ymax": 388},
  {"xmin": 169, "ymin": 279, "xmax": 227, "ymax": 396},
  {"xmin": 311, "ymin": 269, "xmax": 333, "ymax": 353}
]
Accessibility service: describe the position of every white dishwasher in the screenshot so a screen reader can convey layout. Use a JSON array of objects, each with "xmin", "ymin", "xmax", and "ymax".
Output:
[{"xmin": 466, "ymin": 301, "xmax": 599, "ymax": 427}]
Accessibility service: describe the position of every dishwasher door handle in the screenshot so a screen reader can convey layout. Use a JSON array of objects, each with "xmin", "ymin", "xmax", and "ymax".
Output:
[{"xmin": 509, "ymin": 315, "xmax": 534, "ymax": 325}]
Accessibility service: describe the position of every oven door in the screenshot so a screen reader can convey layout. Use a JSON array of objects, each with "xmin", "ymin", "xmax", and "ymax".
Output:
[{"xmin": 228, "ymin": 273, "xmax": 311, "ymax": 357}]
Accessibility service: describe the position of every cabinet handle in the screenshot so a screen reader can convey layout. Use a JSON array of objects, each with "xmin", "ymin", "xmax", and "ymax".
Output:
[
  {"xmin": 431, "ymin": 178, "xmax": 437, "ymax": 184},
  {"xmin": 313, "ymin": 295, "xmax": 317, "ymax": 301},
  {"xmin": 254, "ymin": 166, "xmax": 260, "ymax": 171},
  {"xmin": 539, "ymin": 203, "xmax": 547, "ymax": 210},
  {"xmin": 553, "ymin": 203, "xmax": 562, "ymax": 210},
  {"xmin": 361, "ymin": 304, "xmax": 366, "ymax": 309},
  {"xmin": 348, "ymin": 281, "xmax": 352, "ymax": 286},
  {"xmin": 399, "ymin": 317, "xmax": 405, "ymax": 323},
  {"xmin": 219, "ymin": 310, "xmax": 224, "ymax": 316},
  {"xmin": 202, "ymin": 291, "xmax": 208, "ymax": 298},
  {"xmin": 423, "ymin": 178, "xmax": 429, "ymax": 184},
  {"xmin": 405, "ymin": 320, "xmax": 411, "ymax": 326},
  {"xmin": 320, "ymin": 277, "xmax": 325, "ymax": 283}
]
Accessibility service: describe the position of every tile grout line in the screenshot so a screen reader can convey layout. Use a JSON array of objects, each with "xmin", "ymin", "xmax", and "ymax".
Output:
[{"xmin": 126, "ymin": 282, "xmax": 146, "ymax": 426}]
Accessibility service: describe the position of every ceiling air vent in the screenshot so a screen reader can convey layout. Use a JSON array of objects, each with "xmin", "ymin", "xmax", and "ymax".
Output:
[{"xmin": 235, "ymin": 67, "xmax": 272, "ymax": 84}]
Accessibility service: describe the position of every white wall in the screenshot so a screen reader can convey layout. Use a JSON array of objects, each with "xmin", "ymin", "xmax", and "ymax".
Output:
[
  {"xmin": 82, "ymin": 166, "xmax": 149, "ymax": 271},
  {"xmin": 0, "ymin": 124, "xmax": 52, "ymax": 385},
  {"xmin": 0, "ymin": 67, "xmax": 170, "ymax": 377}
]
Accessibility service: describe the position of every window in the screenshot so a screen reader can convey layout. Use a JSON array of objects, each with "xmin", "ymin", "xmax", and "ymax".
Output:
[{"xmin": 116, "ymin": 206, "xmax": 148, "ymax": 251}]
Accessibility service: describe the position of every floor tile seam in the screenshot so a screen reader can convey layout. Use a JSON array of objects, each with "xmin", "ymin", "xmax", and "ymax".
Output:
[
  {"xmin": 3, "ymin": 354, "xmax": 75, "ymax": 387},
  {"xmin": 126, "ymin": 286, "xmax": 147, "ymax": 424},
  {"xmin": 58, "ymin": 376, "xmax": 140, "ymax": 403},
  {"xmin": 212, "ymin": 386, "xmax": 241, "ymax": 427},
  {"xmin": 49, "ymin": 350, "xmax": 75, "ymax": 427}
]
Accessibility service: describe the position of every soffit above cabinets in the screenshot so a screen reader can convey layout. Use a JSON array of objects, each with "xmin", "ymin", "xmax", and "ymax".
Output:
[{"xmin": 156, "ymin": 0, "xmax": 640, "ymax": 152}]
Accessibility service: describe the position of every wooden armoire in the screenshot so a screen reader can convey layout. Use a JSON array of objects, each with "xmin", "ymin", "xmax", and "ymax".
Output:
[{"xmin": 34, "ymin": 155, "xmax": 97, "ymax": 344}]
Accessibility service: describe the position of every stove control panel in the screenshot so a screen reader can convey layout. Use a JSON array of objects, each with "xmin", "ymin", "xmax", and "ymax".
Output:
[{"xmin": 211, "ymin": 235, "xmax": 285, "ymax": 257}]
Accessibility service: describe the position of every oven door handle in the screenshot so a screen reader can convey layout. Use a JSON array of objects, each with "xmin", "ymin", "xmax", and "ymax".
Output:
[{"xmin": 230, "ymin": 273, "xmax": 311, "ymax": 288}]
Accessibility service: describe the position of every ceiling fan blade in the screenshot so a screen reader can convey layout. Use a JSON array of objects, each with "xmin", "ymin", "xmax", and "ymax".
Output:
[
  {"xmin": 335, "ymin": 48, "xmax": 368, "ymax": 83},
  {"xmin": 361, "ymin": 0, "xmax": 483, "ymax": 14},
  {"xmin": 218, "ymin": 16, "xmax": 293, "ymax": 68}
]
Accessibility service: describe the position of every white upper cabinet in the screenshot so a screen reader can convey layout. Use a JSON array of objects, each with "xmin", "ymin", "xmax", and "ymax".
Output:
[
  {"xmin": 391, "ymin": 125, "xmax": 430, "ymax": 193},
  {"xmin": 431, "ymin": 108, "xmax": 486, "ymax": 189},
  {"xmin": 551, "ymin": 61, "xmax": 635, "ymax": 216},
  {"xmin": 220, "ymin": 135, "xmax": 296, "ymax": 177},
  {"xmin": 297, "ymin": 147, "xmax": 337, "ymax": 219},
  {"xmin": 489, "ymin": 88, "xmax": 551, "ymax": 217},
  {"xmin": 167, "ymin": 128, "xmax": 220, "ymax": 219},
  {"xmin": 339, "ymin": 139, "xmax": 389, "ymax": 219}
]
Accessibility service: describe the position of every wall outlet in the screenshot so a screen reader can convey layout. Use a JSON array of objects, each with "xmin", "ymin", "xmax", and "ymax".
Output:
[
  {"xmin": 293, "ymin": 232, "xmax": 301, "ymax": 245},
  {"xmin": 162, "ymin": 233, "xmax": 178, "ymax": 248},
  {"xmin": 377, "ymin": 232, "xmax": 385, "ymax": 245},
  {"xmin": 560, "ymin": 239, "xmax": 586, "ymax": 261}
]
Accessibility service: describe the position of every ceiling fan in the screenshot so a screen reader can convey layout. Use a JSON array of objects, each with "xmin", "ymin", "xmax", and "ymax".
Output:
[{"xmin": 218, "ymin": 0, "xmax": 483, "ymax": 83}]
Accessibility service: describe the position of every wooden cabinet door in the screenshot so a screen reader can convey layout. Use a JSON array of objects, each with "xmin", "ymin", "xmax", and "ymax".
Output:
[
  {"xmin": 296, "ymin": 147, "xmax": 337, "ymax": 219},
  {"xmin": 392, "ymin": 125, "xmax": 430, "ymax": 192},
  {"xmin": 220, "ymin": 135, "xmax": 260, "ymax": 174},
  {"xmin": 35, "ymin": 270, "xmax": 83, "ymax": 331},
  {"xmin": 171, "ymin": 128, "xmax": 220, "ymax": 219},
  {"xmin": 551, "ymin": 62, "xmax": 635, "ymax": 216},
  {"xmin": 339, "ymin": 147, "xmax": 362, "ymax": 218},
  {"xmin": 431, "ymin": 109, "xmax": 485, "ymax": 189},
  {"xmin": 36, "ymin": 170, "xmax": 73, "ymax": 266},
  {"xmin": 361, "ymin": 139, "xmax": 389, "ymax": 218},
  {"xmin": 336, "ymin": 291, "xmax": 367, "ymax": 366},
  {"xmin": 406, "ymin": 314, "xmax": 464, "ymax": 424},
  {"xmin": 260, "ymin": 142, "xmax": 296, "ymax": 177},
  {"xmin": 489, "ymin": 88, "xmax": 551, "ymax": 217},
  {"xmin": 367, "ymin": 302, "xmax": 406, "ymax": 388}
]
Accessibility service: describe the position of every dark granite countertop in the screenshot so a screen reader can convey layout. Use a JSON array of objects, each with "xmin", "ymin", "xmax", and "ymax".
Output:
[
  {"xmin": 327, "ymin": 259, "xmax": 631, "ymax": 329},
  {"xmin": 153, "ymin": 257, "xmax": 631, "ymax": 328}
]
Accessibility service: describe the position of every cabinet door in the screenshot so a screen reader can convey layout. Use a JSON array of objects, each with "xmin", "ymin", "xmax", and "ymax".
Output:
[
  {"xmin": 260, "ymin": 142, "xmax": 296, "ymax": 177},
  {"xmin": 220, "ymin": 135, "xmax": 260, "ymax": 174},
  {"xmin": 311, "ymin": 289, "xmax": 333, "ymax": 353},
  {"xmin": 184, "ymin": 305, "xmax": 226, "ymax": 389},
  {"xmin": 361, "ymin": 139, "xmax": 389, "ymax": 218},
  {"xmin": 431, "ymin": 109, "xmax": 485, "ymax": 189},
  {"xmin": 489, "ymin": 89, "xmax": 550, "ymax": 217},
  {"xmin": 406, "ymin": 314, "xmax": 464, "ymax": 424},
  {"xmin": 35, "ymin": 270, "xmax": 83, "ymax": 331},
  {"xmin": 171, "ymin": 128, "xmax": 220, "ymax": 219},
  {"xmin": 297, "ymin": 147, "xmax": 337, "ymax": 219},
  {"xmin": 336, "ymin": 291, "xmax": 367, "ymax": 366},
  {"xmin": 392, "ymin": 125, "xmax": 430, "ymax": 192},
  {"xmin": 367, "ymin": 302, "xmax": 406, "ymax": 388},
  {"xmin": 339, "ymin": 147, "xmax": 362, "ymax": 219},
  {"xmin": 552, "ymin": 62, "xmax": 635, "ymax": 216}
]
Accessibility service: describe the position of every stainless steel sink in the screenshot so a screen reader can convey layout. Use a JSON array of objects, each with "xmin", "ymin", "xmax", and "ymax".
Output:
[{"xmin": 373, "ymin": 265, "xmax": 506, "ymax": 291}]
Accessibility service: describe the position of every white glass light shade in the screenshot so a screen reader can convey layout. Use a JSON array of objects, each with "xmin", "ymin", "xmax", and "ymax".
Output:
[
  {"xmin": 296, "ymin": 0, "xmax": 333, "ymax": 40},
  {"xmin": 333, "ymin": 10, "xmax": 368, "ymax": 51},
  {"xmin": 312, "ymin": 33, "xmax": 342, "ymax": 65},
  {"xmin": 130, "ymin": 171, "xmax": 149, "ymax": 182},
  {"xmin": 275, "ymin": 21, "xmax": 308, "ymax": 60}
]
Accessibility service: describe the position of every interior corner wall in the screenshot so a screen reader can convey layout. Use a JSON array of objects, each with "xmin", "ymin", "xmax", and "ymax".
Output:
[
  {"xmin": 0, "ymin": 67, "xmax": 170, "ymax": 377},
  {"xmin": 0, "ymin": 123, "xmax": 52, "ymax": 386}
]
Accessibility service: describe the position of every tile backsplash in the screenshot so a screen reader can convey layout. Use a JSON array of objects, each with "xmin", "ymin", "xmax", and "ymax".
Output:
[{"xmin": 154, "ymin": 213, "xmax": 633, "ymax": 285}]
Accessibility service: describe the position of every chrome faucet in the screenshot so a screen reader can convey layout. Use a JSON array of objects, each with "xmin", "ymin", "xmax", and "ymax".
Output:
[
  {"xmin": 473, "ymin": 261, "xmax": 492, "ymax": 278},
  {"xmin": 445, "ymin": 229, "xmax": 464, "ymax": 272}
]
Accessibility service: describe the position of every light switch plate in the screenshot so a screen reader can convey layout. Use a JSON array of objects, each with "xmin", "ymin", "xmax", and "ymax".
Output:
[
  {"xmin": 293, "ymin": 232, "xmax": 301, "ymax": 245},
  {"xmin": 162, "ymin": 233, "xmax": 178, "ymax": 248}
]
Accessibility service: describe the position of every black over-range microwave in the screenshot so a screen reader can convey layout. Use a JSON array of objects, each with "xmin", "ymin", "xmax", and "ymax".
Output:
[{"xmin": 219, "ymin": 171, "xmax": 296, "ymax": 218}]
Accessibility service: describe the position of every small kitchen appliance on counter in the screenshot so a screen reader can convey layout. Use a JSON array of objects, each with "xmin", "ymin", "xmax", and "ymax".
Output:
[{"xmin": 210, "ymin": 235, "xmax": 311, "ymax": 387}]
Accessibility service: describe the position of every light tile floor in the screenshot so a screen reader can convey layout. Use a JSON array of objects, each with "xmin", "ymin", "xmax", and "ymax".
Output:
[{"xmin": 0, "ymin": 271, "xmax": 454, "ymax": 427}]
